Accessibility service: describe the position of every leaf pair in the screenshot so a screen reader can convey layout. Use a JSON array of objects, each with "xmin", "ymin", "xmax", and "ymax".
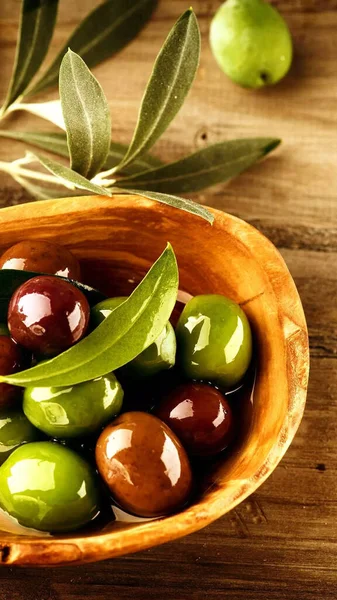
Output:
[
  {"xmin": 26, "ymin": 152, "xmax": 215, "ymax": 223},
  {"xmin": 0, "ymin": 131, "xmax": 163, "ymax": 176},
  {"xmin": 1, "ymin": 0, "xmax": 158, "ymax": 112},
  {"xmin": 1, "ymin": 0, "xmax": 58, "ymax": 113},
  {"xmin": 58, "ymin": 8, "xmax": 200, "ymax": 179},
  {"xmin": 24, "ymin": 9, "xmax": 215, "ymax": 222}
]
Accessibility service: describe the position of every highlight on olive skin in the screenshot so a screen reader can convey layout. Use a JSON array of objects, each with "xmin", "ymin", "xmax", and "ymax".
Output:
[{"xmin": 0, "ymin": 241, "xmax": 253, "ymax": 532}]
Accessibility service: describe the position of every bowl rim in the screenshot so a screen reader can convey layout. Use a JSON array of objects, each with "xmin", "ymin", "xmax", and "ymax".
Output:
[{"xmin": 0, "ymin": 195, "xmax": 309, "ymax": 566}]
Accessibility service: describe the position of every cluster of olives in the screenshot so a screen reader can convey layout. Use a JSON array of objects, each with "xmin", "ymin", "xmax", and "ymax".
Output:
[{"xmin": 0, "ymin": 240, "xmax": 252, "ymax": 533}]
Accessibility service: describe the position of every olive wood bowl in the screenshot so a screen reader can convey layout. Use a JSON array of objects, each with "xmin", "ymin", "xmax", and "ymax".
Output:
[{"xmin": 0, "ymin": 195, "xmax": 309, "ymax": 566}]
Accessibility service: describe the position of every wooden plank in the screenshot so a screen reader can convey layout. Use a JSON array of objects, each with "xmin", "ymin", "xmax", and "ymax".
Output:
[{"xmin": 0, "ymin": 1, "xmax": 336, "ymax": 598}]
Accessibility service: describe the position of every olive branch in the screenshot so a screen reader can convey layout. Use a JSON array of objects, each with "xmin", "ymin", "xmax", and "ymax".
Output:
[{"xmin": 0, "ymin": 1, "xmax": 280, "ymax": 223}]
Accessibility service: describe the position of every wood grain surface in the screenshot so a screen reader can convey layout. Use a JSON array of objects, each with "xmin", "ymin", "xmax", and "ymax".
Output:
[{"xmin": 0, "ymin": 0, "xmax": 336, "ymax": 598}]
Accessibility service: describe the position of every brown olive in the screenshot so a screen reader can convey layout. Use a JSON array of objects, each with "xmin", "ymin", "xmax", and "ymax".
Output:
[
  {"xmin": 0, "ymin": 240, "xmax": 81, "ymax": 281},
  {"xmin": 96, "ymin": 412, "xmax": 192, "ymax": 518},
  {"xmin": 0, "ymin": 336, "xmax": 24, "ymax": 408},
  {"xmin": 8, "ymin": 275, "xmax": 90, "ymax": 356},
  {"xmin": 155, "ymin": 382, "xmax": 234, "ymax": 457}
]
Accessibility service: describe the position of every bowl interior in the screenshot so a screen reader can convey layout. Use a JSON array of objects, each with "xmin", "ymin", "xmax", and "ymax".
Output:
[{"xmin": 0, "ymin": 196, "xmax": 308, "ymax": 565}]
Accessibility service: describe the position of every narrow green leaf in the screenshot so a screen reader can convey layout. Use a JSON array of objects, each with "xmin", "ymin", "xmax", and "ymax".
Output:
[
  {"xmin": 0, "ymin": 131, "xmax": 163, "ymax": 176},
  {"xmin": 104, "ymin": 142, "xmax": 164, "ymax": 175},
  {"xmin": 118, "ymin": 138, "xmax": 281, "ymax": 194},
  {"xmin": 0, "ymin": 244, "xmax": 178, "ymax": 388},
  {"xmin": 116, "ymin": 9, "xmax": 200, "ymax": 172},
  {"xmin": 11, "ymin": 173, "xmax": 71, "ymax": 201},
  {"xmin": 60, "ymin": 50, "xmax": 111, "ymax": 179},
  {"xmin": 27, "ymin": 0, "xmax": 158, "ymax": 97},
  {"xmin": 0, "ymin": 270, "xmax": 106, "ymax": 322},
  {"xmin": 116, "ymin": 188, "xmax": 214, "ymax": 224},
  {"xmin": 32, "ymin": 152, "xmax": 112, "ymax": 196},
  {"xmin": 0, "ymin": 131, "xmax": 69, "ymax": 158},
  {"xmin": 2, "ymin": 0, "xmax": 59, "ymax": 112}
]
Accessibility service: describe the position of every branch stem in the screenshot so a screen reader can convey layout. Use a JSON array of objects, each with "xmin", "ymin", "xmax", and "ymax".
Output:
[{"xmin": 0, "ymin": 160, "xmax": 76, "ymax": 189}]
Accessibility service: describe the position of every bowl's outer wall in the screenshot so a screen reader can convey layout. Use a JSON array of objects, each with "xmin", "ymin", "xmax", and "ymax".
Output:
[{"xmin": 0, "ymin": 196, "xmax": 309, "ymax": 566}]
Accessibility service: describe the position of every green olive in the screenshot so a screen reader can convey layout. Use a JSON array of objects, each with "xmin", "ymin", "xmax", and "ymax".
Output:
[
  {"xmin": 0, "ymin": 441, "xmax": 100, "ymax": 532},
  {"xmin": 23, "ymin": 373, "xmax": 123, "ymax": 438},
  {"xmin": 0, "ymin": 408, "xmax": 41, "ymax": 464},
  {"xmin": 91, "ymin": 297, "xmax": 176, "ymax": 377},
  {"xmin": 176, "ymin": 294, "xmax": 252, "ymax": 388},
  {"xmin": 0, "ymin": 324, "xmax": 9, "ymax": 336},
  {"xmin": 210, "ymin": 0, "xmax": 292, "ymax": 89}
]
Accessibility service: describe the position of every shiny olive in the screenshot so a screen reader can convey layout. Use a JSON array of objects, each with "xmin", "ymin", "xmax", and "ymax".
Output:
[
  {"xmin": 0, "ymin": 408, "xmax": 41, "ymax": 464},
  {"xmin": 96, "ymin": 412, "xmax": 192, "ymax": 518},
  {"xmin": 0, "ymin": 335, "xmax": 24, "ymax": 408},
  {"xmin": 155, "ymin": 382, "xmax": 234, "ymax": 456},
  {"xmin": 176, "ymin": 294, "xmax": 252, "ymax": 388},
  {"xmin": 23, "ymin": 373, "xmax": 124, "ymax": 438},
  {"xmin": 0, "ymin": 324, "xmax": 9, "ymax": 336},
  {"xmin": 0, "ymin": 240, "xmax": 81, "ymax": 280},
  {"xmin": 8, "ymin": 275, "xmax": 90, "ymax": 356},
  {"xmin": 92, "ymin": 297, "xmax": 176, "ymax": 377},
  {"xmin": 0, "ymin": 442, "xmax": 100, "ymax": 532}
]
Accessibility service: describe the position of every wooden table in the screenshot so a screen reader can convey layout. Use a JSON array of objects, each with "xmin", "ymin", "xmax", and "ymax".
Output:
[{"xmin": 0, "ymin": 1, "xmax": 336, "ymax": 598}]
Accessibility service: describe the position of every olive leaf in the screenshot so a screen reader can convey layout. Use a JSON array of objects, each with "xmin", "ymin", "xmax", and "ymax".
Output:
[
  {"xmin": 0, "ymin": 270, "xmax": 106, "ymax": 322},
  {"xmin": 103, "ymin": 142, "xmax": 164, "ymax": 174},
  {"xmin": 117, "ymin": 188, "xmax": 214, "ymax": 224},
  {"xmin": 0, "ymin": 244, "xmax": 178, "ymax": 388},
  {"xmin": 118, "ymin": 138, "xmax": 281, "ymax": 194},
  {"xmin": 10, "ymin": 172, "xmax": 72, "ymax": 201},
  {"xmin": 115, "ymin": 8, "xmax": 200, "ymax": 172},
  {"xmin": 32, "ymin": 152, "xmax": 112, "ymax": 196},
  {"xmin": 27, "ymin": 0, "xmax": 158, "ymax": 97},
  {"xmin": 0, "ymin": 131, "xmax": 69, "ymax": 157},
  {"xmin": 0, "ymin": 131, "xmax": 163, "ymax": 176},
  {"xmin": 1, "ymin": 0, "xmax": 59, "ymax": 113},
  {"xmin": 60, "ymin": 50, "xmax": 111, "ymax": 179}
]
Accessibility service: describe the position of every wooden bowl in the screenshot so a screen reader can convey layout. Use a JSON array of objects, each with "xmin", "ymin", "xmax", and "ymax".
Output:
[{"xmin": 0, "ymin": 195, "xmax": 309, "ymax": 566}]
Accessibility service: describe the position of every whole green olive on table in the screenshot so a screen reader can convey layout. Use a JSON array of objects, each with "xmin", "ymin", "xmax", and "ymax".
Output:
[
  {"xmin": 0, "ymin": 442, "xmax": 100, "ymax": 531},
  {"xmin": 92, "ymin": 297, "xmax": 176, "ymax": 377},
  {"xmin": 0, "ymin": 240, "xmax": 81, "ymax": 280},
  {"xmin": 0, "ymin": 408, "xmax": 41, "ymax": 464},
  {"xmin": 23, "ymin": 373, "xmax": 124, "ymax": 438},
  {"xmin": 96, "ymin": 412, "xmax": 192, "ymax": 518},
  {"xmin": 176, "ymin": 294, "xmax": 252, "ymax": 389},
  {"xmin": 210, "ymin": 0, "xmax": 293, "ymax": 89}
]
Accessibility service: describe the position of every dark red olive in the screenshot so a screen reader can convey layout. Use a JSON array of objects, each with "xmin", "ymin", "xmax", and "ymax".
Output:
[
  {"xmin": 0, "ymin": 336, "xmax": 24, "ymax": 408},
  {"xmin": 155, "ymin": 382, "xmax": 234, "ymax": 457},
  {"xmin": 0, "ymin": 240, "xmax": 81, "ymax": 281},
  {"xmin": 8, "ymin": 276, "xmax": 90, "ymax": 356}
]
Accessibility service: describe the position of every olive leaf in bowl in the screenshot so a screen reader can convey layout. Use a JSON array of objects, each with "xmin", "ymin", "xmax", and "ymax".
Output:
[{"xmin": 0, "ymin": 5, "xmax": 280, "ymax": 221}]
